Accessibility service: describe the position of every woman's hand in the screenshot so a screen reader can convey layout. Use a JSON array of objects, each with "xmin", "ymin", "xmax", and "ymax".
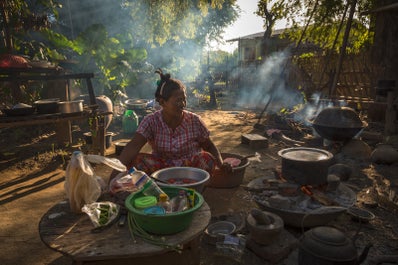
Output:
[{"xmin": 218, "ymin": 161, "xmax": 233, "ymax": 173}]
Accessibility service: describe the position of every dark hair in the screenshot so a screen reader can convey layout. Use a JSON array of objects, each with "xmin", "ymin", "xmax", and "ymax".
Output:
[{"xmin": 154, "ymin": 68, "xmax": 185, "ymax": 102}]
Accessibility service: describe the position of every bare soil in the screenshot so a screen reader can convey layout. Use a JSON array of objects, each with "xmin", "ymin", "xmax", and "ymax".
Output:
[{"xmin": 0, "ymin": 108, "xmax": 397, "ymax": 265}]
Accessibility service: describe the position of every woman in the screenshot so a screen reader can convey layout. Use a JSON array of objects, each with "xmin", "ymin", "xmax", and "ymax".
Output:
[{"xmin": 110, "ymin": 69, "xmax": 230, "ymax": 181}]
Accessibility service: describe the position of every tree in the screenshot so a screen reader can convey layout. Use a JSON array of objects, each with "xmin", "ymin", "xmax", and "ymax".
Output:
[
  {"xmin": 0, "ymin": 0, "xmax": 56, "ymax": 56},
  {"xmin": 256, "ymin": 0, "xmax": 288, "ymax": 58},
  {"xmin": 49, "ymin": 0, "xmax": 239, "ymax": 98}
]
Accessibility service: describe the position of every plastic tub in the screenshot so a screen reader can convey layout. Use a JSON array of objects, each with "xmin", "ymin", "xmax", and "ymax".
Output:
[
  {"xmin": 125, "ymin": 186, "xmax": 204, "ymax": 235},
  {"xmin": 208, "ymin": 153, "xmax": 250, "ymax": 188}
]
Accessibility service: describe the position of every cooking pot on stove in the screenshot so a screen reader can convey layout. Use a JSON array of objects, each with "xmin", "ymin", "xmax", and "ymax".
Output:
[
  {"xmin": 311, "ymin": 107, "xmax": 367, "ymax": 141},
  {"xmin": 299, "ymin": 226, "xmax": 371, "ymax": 265},
  {"xmin": 278, "ymin": 147, "xmax": 334, "ymax": 185}
]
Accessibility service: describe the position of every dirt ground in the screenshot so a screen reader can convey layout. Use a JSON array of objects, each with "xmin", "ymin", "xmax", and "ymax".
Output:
[{"xmin": 1, "ymin": 106, "xmax": 398, "ymax": 265}]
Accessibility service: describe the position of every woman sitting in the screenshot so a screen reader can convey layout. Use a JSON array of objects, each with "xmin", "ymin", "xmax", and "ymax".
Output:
[{"xmin": 110, "ymin": 69, "xmax": 230, "ymax": 180}]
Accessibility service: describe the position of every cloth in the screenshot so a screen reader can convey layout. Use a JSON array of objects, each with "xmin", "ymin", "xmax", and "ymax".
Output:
[
  {"xmin": 134, "ymin": 110, "xmax": 215, "ymax": 174},
  {"xmin": 137, "ymin": 110, "xmax": 210, "ymax": 162}
]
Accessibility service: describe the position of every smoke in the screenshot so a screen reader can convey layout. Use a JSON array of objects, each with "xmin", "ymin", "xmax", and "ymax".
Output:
[{"xmin": 234, "ymin": 50, "xmax": 304, "ymax": 112}]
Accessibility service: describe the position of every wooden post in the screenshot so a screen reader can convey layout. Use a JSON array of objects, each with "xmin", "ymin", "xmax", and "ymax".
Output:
[{"xmin": 384, "ymin": 91, "xmax": 397, "ymax": 135}]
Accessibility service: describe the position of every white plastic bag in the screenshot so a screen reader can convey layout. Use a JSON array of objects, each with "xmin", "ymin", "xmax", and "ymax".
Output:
[{"xmin": 64, "ymin": 151, "xmax": 127, "ymax": 213}]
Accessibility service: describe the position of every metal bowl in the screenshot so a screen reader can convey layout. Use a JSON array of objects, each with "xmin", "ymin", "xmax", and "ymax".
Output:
[
  {"xmin": 204, "ymin": 221, "xmax": 236, "ymax": 245},
  {"xmin": 151, "ymin": 167, "xmax": 210, "ymax": 192}
]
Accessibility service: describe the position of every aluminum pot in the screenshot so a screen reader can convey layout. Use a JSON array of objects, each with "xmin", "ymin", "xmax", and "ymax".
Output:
[
  {"xmin": 151, "ymin": 167, "xmax": 210, "ymax": 192},
  {"xmin": 58, "ymin": 100, "xmax": 83, "ymax": 113},
  {"xmin": 299, "ymin": 226, "xmax": 371, "ymax": 265},
  {"xmin": 278, "ymin": 147, "xmax": 334, "ymax": 185}
]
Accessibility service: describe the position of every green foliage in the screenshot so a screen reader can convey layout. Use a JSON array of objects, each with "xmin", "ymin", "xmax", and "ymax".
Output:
[
  {"xmin": 1, "ymin": 0, "xmax": 239, "ymax": 104},
  {"xmin": 256, "ymin": 0, "xmax": 377, "ymax": 55}
]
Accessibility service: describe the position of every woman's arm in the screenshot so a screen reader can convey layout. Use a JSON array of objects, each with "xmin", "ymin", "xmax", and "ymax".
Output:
[
  {"xmin": 200, "ymin": 138, "xmax": 224, "ymax": 167},
  {"xmin": 109, "ymin": 132, "xmax": 147, "ymax": 181}
]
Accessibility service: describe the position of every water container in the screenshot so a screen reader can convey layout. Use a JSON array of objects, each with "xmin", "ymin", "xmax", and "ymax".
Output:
[
  {"xmin": 157, "ymin": 193, "xmax": 172, "ymax": 213},
  {"xmin": 170, "ymin": 190, "xmax": 189, "ymax": 212},
  {"xmin": 122, "ymin": 109, "xmax": 138, "ymax": 134}
]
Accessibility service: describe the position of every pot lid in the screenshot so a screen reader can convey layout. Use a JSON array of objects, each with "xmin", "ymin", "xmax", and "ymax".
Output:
[
  {"xmin": 278, "ymin": 147, "xmax": 333, "ymax": 162},
  {"xmin": 300, "ymin": 226, "xmax": 358, "ymax": 262},
  {"xmin": 313, "ymin": 107, "xmax": 364, "ymax": 128}
]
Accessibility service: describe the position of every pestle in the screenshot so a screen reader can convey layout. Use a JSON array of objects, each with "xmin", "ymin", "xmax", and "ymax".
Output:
[{"xmin": 250, "ymin": 208, "xmax": 272, "ymax": 225}]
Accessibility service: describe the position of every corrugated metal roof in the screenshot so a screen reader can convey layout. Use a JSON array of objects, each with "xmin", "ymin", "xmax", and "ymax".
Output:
[{"xmin": 227, "ymin": 28, "xmax": 286, "ymax": 42}]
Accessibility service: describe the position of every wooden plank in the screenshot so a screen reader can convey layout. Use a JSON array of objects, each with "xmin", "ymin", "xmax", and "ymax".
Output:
[
  {"xmin": 39, "ymin": 200, "xmax": 211, "ymax": 264},
  {"xmin": 241, "ymin": 133, "xmax": 268, "ymax": 149}
]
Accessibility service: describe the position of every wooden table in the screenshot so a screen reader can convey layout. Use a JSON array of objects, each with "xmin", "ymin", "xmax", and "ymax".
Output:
[{"xmin": 39, "ymin": 200, "xmax": 211, "ymax": 265}]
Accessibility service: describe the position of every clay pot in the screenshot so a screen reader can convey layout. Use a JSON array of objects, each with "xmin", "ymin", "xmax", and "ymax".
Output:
[
  {"xmin": 328, "ymin": 163, "xmax": 353, "ymax": 181},
  {"xmin": 371, "ymin": 144, "xmax": 398, "ymax": 164}
]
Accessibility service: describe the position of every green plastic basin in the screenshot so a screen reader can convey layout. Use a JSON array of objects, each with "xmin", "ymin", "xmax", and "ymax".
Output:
[{"xmin": 125, "ymin": 186, "xmax": 204, "ymax": 235}]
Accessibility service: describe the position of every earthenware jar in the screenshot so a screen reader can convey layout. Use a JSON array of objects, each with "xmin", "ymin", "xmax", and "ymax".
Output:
[{"xmin": 371, "ymin": 143, "xmax": 398, "ymax": 164}]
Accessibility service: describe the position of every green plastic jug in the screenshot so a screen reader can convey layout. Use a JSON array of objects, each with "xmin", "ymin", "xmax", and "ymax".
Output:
[{"xmin": 122, "ymin": 109, "xmax": 138, "ymax": 134}]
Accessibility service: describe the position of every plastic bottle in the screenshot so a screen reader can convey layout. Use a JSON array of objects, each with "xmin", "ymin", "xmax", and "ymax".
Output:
[
  {"xmin": 122, "ymin": 109, "xmax": 138, "ymax": 134},
  {"xmin": 170, "ymin": 190, "xmax": 189, "ymax": 212},
  {"xmin": 130, "ymin": 167, "xmax": 167, "ymax": 199},
  {"xmin": 157, "ymin": 193, "xmax": 172, "ymax": 213},
  {"xmin": 142, "ymin": 179, "xmax": 168, "ymax": 199}
]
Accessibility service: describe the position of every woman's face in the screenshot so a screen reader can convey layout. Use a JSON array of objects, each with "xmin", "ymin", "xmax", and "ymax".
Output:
[{"xmin": 161, "ymin": 88, "xmax": 186, "ymax": 115}]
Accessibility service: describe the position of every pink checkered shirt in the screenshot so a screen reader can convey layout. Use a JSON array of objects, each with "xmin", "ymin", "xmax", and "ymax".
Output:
[{"xmin": 136, "ymin": 110, "xmax": 210, "ymax": 165}]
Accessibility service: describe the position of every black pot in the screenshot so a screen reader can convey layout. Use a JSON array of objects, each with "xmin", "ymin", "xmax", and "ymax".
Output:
[
  {"xmin": 34, "ymin": 98, "xmax": 60, "ymax": 114},
  {"xmin": 312, "ymin": 123, "xmax": 365, "ymax": 142},
  {"xmin": 114, "ymin": 140, "xmax": 129, "ymax": 156},
  {"xmin": 299, "ymin": 226, "xmax": 371, "ymax": 265},
  {"xmin": 83, "ymin": 132, "xmax": 114, "ymax": 149},
  {"xmin": 278, "ymin": 147, "xmax": 334, "ymax": 185},
  {"xmin": 311, "ymin": 107, "xmax": 367, "ymax": 141}
]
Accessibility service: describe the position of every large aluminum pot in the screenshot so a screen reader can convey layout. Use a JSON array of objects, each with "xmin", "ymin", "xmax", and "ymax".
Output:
[
  {"xmin": 278, "ymin": 147, "xmax": 334, "ymax": 185},
  {"xmin": 151, "ymin": 167, "xmax": 210, "ymax": 192},
  {"xmin": 58, "ymin": 100, "xmax": 83, "ymax": 113}
]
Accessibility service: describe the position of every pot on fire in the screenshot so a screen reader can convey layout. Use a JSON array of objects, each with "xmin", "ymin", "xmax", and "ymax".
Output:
[
  {"xmin": 278, "ymin": 147, "xmax": 334, "ymax": 185},
  {"xmin": 311, "ymin": 107, "xmax": 367, "ymax": 141}
]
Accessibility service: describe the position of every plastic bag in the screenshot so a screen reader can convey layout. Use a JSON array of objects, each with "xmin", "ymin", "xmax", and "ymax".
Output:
[
  {"xmin": 82, "ymin": 201, "xmax": 120, "ymax": 228},
  {"xmin": 85, "ymin": 155, "xmax": 126, "ymax": 172},
  {"xmin": 64, "ymin": 151, "xmax": 127, "ymax": 213},
  {"xmin": 109, "ymin": 171, "xmax": 139, "ymax": 194}
]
